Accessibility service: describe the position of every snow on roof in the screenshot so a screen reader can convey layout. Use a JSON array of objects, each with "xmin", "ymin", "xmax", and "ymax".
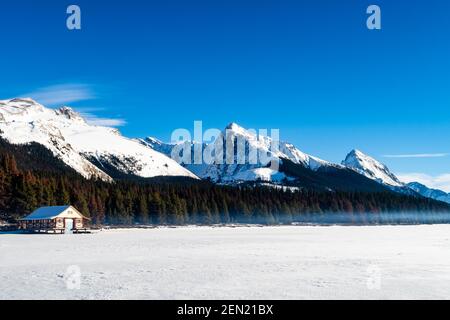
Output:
[{"xmin": 21, "ymin": 206, "xmax": 73, "ymax": 221}]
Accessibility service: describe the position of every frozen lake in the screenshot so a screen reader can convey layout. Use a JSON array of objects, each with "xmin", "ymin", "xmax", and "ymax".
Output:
[{"xmin": 1, "ymin": 225, "xmax": 450, "ymax": 300}]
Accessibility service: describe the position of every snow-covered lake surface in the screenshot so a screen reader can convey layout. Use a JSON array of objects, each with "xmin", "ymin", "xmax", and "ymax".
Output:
[{"xmin": 1, "ymin": 225, "xmax": 450, "ymax": 300}]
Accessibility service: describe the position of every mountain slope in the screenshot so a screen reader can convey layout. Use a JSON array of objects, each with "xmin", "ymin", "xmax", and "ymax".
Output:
[
  {"xmin": 339, "ymin": 149, "xmax": 448, "ymax": 198},
  {"xmin": 143, "ymin": 123, "xmax": 389, "ymax": 192},
  {"xmin": 0, "ymin": 136, "xmax": 81, "ymax": 176},
  {"xmin": 144, "ymin": 126, "xmax": 450, "ymax": 197},
  {"xmin": 3, "ymin": 98, "xmax": 446, "ymax": 201},
  {"xmin": 0, "ymin": 98, "xmax": 198, "ymax": 181},
  {"xmin": 342, "ymin": 149, "xmax": 404, "ymax": 187},
  {"xmin": 407, "ymin": 182, "xmax": 450, "ymax": 204},
  {"xmin": 279, "ymin": 158, "xmax": 389, "ymax": 192},
  {"xmin": 143, "ymin": 122, "xmax": 338, "ymax": 183}
]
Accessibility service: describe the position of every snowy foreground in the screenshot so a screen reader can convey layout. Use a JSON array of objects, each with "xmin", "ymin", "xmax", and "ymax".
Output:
[{"xmin": 1, "ymin": 225, "xmax": 450, "ymax": 300}]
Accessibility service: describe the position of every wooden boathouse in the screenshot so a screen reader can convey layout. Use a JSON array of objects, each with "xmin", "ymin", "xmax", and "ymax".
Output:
[{"xmin": 19, "ymin": 205, "xmax": 90, "ymax": 234}]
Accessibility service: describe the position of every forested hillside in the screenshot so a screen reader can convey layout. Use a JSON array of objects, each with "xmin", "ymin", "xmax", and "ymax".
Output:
[{"xmin": 0, "ymin": 138, "xmax": 449, "ymax": 225}]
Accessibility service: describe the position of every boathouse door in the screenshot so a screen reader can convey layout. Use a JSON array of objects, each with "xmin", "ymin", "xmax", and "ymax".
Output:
[{"xmin": 65, "ymin": 219, "xmax": 74, "ymax": 234}]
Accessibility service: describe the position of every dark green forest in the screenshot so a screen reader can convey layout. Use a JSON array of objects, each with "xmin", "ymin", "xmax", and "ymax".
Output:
[{"xmin": 1, "ymin": 146, "xmax": 450, "ymax": 225}]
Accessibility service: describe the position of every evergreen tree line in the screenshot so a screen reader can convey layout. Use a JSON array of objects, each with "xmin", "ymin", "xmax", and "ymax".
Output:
[{"xmin": 1, "ymin": 153, "xmax": 449, "ymax": 225}]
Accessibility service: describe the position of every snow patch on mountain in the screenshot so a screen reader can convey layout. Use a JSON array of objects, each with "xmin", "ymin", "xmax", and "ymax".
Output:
[
  {"xmin": 0, "ymin": 98, "xmax": 112, "ymax": 181},
  {"xmin": 226, "ymin": 123, "xmax": 336, "ymax": 171},
  {"xmin": 342, "ymin": 149, "xmax": 404, "ymax": 187},
  {"xmin": 0, "ymin": 98, "xmax": 198, "ymax": 181},
  {"xmin": 3, "ymin": 99, "xmax": 446, "ymax": 200},
  {"xmin": 143, "ymin": 122, "xmax": 338, "ymax": 184},
  {"xmin": 407, "ymin": 182, "xmax": 450, "ymax": 204}
]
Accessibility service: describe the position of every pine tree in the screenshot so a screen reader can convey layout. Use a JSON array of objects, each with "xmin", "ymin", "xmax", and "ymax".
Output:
[
  {"xmin": 57, "ymin": 178, "xmax": 71, "ymax": 205},
  {"xmin": 135, "ymin": 194, "xmax": 149, "ymax": 224},
  {"xmin": 221, "ymin": 198, "xmax": 230, "ymax": 223}
]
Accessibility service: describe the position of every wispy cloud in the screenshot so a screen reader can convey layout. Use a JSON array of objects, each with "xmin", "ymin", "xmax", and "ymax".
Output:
[
  {"xmin": 397, "ymin": 173, "xmax": 450, "ymax": 193},
  {"xmin": 21, "ymin": 83, "xmax": 95, "ymax": 107},
  {"xmin": 19, "ymin": 83, "xmax": 127, "ymax": 127},
  {"xmin": 383, "ymin": 153, "xmax": 448, "ymax": 159},
  {"xmin": 82, "ymin": 113, "xmax": 127, "ymax": 127},
  {"xmin": 75, "ymin": 108, "xmax": 126, "ymax": 127}
]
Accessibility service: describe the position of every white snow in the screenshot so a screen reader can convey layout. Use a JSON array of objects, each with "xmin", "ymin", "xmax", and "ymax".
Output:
[
  {"xmin": 232, "ymin": 167, "xmax": 287, "ymax": 182},
  {"xmin": 1, "ymin": 225, "xmax": 450, "ymax": 300},
  {"xmin": 407, "ymin": 182, "xmax": 450, "ymax": 204},
  {"xmin": 144, "ymin": 122, "xmax": 338, "ymax": 184},
  {"xmin": 343, "ymin": 149, "xmax": 404, "ymax": 187},
  {"xmin": 0, "ymin": 99, "xmax": 112, "ymax": 181},
  {"xmin": 21, "ymin": 206, "xmax": 72, "ymax": 220},
  {"xmin": 0, "ymin": 98, "xmax": 197, "ymax": 180},
  {"xmin": 219, "ymin": 123, "xmax": 337, "ymax": 172}
]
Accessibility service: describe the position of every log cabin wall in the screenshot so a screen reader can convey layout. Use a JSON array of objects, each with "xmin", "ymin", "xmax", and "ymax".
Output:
[
  {"xmin": 21, "ymin": 219, "xmax": 58, "ymax": 231},
  {"xmin": 56, "ymin": 218, "xmax": 64, "ymax": 229},
  {"xmin": 74, "ymin": 218, "xmax": 83, "ymax": 229}
]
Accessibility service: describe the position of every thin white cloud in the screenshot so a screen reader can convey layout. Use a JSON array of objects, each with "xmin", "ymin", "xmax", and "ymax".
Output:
[
  {"xmin": 397, "ymin": 173, "xmax": 450, "ymax": 193},
  {"xmin": 78, "ymin": 111, "xmax": 127, "ymax": 127},
  {"xmin": 20, "ymin": 84, "xmax": 126, "ymax": 127},
  {"xmin": 383, "ymin": 153, "xmax": 448, "ymax": 159},
  {"xmin": 84, "ymin": 116, "xmax": 127, "ymax": 127},
  {"xmin": 21, "ymin": 83, "xmax": 95, "ymax": 106}
]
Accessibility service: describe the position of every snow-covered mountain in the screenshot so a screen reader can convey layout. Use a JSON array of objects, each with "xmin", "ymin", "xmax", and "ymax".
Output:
[
  {"xmin": 342, "ymin": 149, "xmax": 404, "ymax": 187},
  {"xmin": 340, "ymin": 150, "xmax": 450, "ymax": 198},
  {"xmin": 0, "ymin": 98, "xmax": 198, "ymax": 181},
  {"xmin": 142, "ymin": 122, "xmax": 339, "ymax": 184},
  {"xmin": 407, "ymin": 182, "xmax": 450, "ymax": 204},
  {"xmin": 2, "ymin": 98, "xmax": 447, "ymax": 201},
  {"xmin": 142, "ymin": 123, "xmax": 392, "ymax": 193},
  {"xmin": 145, "ymin": 130, "xmax": 441, "ymax": 199}
]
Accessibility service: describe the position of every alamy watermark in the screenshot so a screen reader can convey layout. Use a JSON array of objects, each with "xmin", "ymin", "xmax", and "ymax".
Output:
[
  {"xmin": 366, "ymin": 265, "xmax": 382, "ymax": 290},
  {"xmin": 64, "ymin": 265, "xmax": 81, "ymax": 290},
  {"xmin": 170, "ymin": 122, "xmax": 280, "ymax": 171},
  {"xmin": 67, "ymin": 5, "xmax": 81, "ymax": 30},
  {"xmin": 65, "ymin": 5, "xmax": 380, "ymax": 31},
  {"xmin": 367, "ymin": 5, "xmax": 381, "ymax": 30}
]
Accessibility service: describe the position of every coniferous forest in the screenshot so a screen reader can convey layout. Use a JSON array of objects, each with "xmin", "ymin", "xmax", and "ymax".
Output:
[{"xmin": 0, "ymin": 138, "xmax": 449, "ymax": 225}]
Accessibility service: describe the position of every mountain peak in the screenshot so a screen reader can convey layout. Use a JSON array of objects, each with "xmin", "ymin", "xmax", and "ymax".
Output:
[
  {"xmin": 0, "ymin": 97, "xmax": 44, "ymax": 109},
  {"xmin": 1, "ymin": 97, "xmax": 40, "ymax": 106},
  {"xmin": 343, "ymin": 149, "xmax": 403, "ymax": 187},
  {"xmin": 344, "ymin": 149, "xmax": 375, "ymax": 163},
  {"xmin": 225, "ymin": 122, "xmax": 246, "ymax": 132},
  {"xmin": 407, "ymin": 182, "xmax": 450, "ymax": 203},
  {"xmin": 0, "ymin": 98, "xmax": 47, "ymax": 119},
  {"xmin": 10, "ymin": 97, "xmax": 38, "ymax": 104},
  {"xmin": 223, "ymin": 122, "xmax": 260, "ymax": 141},
  {"xmin": 0, "ymin": 97, "xmax": 198, "ymax": 181},
  {"xmin": 225, "ymin": 122, "xmax": 238, "ymax": 129},
  {"xmin": 56, "ymin": 106, "xmax": 85, "ymax": 122},
  {"xmin": 348, "ymin": 148, "xmax": 363, "ymax": 155}
]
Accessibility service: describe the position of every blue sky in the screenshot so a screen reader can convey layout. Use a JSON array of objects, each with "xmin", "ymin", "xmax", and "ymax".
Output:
[{"xmin": 0, "ymin": 0, "xmax": 449, "ymax": 190}]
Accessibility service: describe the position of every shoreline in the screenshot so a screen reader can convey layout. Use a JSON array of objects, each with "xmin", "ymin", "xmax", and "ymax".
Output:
[{"xmin": 3, "ymin": 221, "xmax": 450, "ymax": 234}]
